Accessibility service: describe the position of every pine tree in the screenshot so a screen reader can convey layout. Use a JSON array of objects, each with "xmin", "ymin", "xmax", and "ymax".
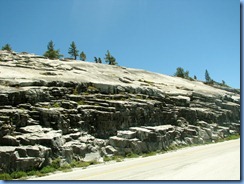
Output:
[
  {"xmin": 80, "ymin": 51, "xmax": 86, "ymax": 61},
  {"xmin": 68, "ymin": 41, "xmax": 79, "ymax": 60},
  {"xmin": 98, "ymin": 57, "xmax": 102, "ymax": 63},
  {"xmin": 222, "ymin": 80, "xmax": 226, "ymax": 86},
  {"xmin": 205, "ymin": 69, "xmax": 211, "ymax": 83},
  {"xmin": 2, "ymin": 44, "xmax": 12, "ymax": 51},
  {"xmin": 174, "ymin": 67, "xmax": 185, "ymax": 78},
  {"xmin": 174, "ymin": 67, "xmax": 192, "ymax": 80},
  {"xmin": 185, "ymin": 70, "xmax": 189, "ymax": 79},
  {"xmin": 105, "ymin": 50, "xmax": 117, "ymax": 65},
  {"xmin": 94, "ymin": 57, "xmax": 98, "ymax": 63},
  {"xmin": 43, "ymin": 40, "xmax": 62, "ymax": 59}
]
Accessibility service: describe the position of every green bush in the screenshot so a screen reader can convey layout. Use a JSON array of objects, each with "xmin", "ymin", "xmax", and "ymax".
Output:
[
  {"xmin": 59, "ymin": 164, "xmax": 72, "ymax": 172},
  {"xmin": 40, "ymin": 166, "xmax": 56, "ymax": 174},
  {"xmin": 224, "ymin": 134, "xmax": 240, "ymax": 141},
  {"xmin": 52, "ymin": 102, "xmax": 61, "ymax": 108},
  {"xmin": 50, "ymin": 158, "xmax": 61, "ymax": 169},
  {"xmin": 42, "ymin": 105, "xmax": 50, "ymax": 109},
  {"xmin": 103, "ymin": 155, "xmax": 124, "ymax": 162},
  {"xmin": 142, "ymin": 152, "xmax": 157, "ymax": 157},
  {"xmin": 113, "ymin": 155, "xmax": 124, "ymax": 162},
  {"xmin": 0, "ymin": 173, "xmax": 12, "ymax": 180},
  {"xmin": 77, "ymin": 100, "xmax": 86, "ymax": 105},
  {"xmin": 35, "ymin": 171, "xmax": 45, "ymax": 177},
  {"xmin": 73, "ymin": 87, "xmax": 79, "ymax": 95},
  {"xmin": 126, "ymin": 153, "xmax": 140, "ymax": 158},
  {"xmin": 10, "ymin": 171, "xmax": 27, "ymax": 179},
  {"xmin": 103, "ymin": 156, "xmax": 113, "ymax": 162},
  {"xmin": 27, "ymin": 170, "xmax": 39, "ymax": 176},
  {"xmin": 70, "ymin": 160, "xmax": 90, "ymax": 168}
]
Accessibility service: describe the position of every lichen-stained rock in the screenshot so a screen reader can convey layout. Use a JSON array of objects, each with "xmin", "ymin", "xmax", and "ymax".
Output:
[{"xmin": 0, "ymin": 51, "xmax": 240, "ymax": 173}]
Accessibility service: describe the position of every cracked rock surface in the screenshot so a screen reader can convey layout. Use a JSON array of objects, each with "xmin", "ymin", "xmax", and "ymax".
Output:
[{"xmin": 0, "ymin": 50, "xmax": 240, "ymax": 173}]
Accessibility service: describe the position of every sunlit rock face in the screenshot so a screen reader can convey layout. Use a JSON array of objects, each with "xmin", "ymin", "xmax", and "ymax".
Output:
[{"xmin": 0, "ymin": 50, "xmax": 240, "ymax": 172}]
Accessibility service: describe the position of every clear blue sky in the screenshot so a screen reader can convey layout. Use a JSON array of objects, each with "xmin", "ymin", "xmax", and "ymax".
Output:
[{"xmin": 0, "ymin": 0, "xmax": 240, "ymax": 88}]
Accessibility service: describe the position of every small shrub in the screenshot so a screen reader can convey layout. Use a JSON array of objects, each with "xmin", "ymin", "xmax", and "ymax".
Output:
[
  {"xmin": 103, "ymin": 156, "xmax": 113, "ymax": 162},
  {"xmin": 85, "ymin": 86, "xmax": 99, "ymax": 94},
  {"xmin": 126, "ymin": 153, "xmax": 140, "ymax": 158},
  {"xmin": 0, "ymin": 173, "xmax": 12, "ymax": 180},
  {"xmin": 42, "ymin": 105, "xmax": 50, "ymax": 109},
  {"xmin": 167, "ymin": 144, "xmax": 177, "ymax": 151},
  {"xmin": 224, "ymin": 134, "xmax": 240, "ymax": 141},
  {"xmin": 73, "ymin": 87, "xmax": 79, "ymax": 95},
  {"xmin": 40, "ymin": 166, "xmax": 56, "ymax": 174},
  {"xmin": 52, "ymin": 102, "xmax": 61, "ymax": 108},
  {"xmin": 103, "ymin": 155, "xmax": 124, "ymax": 162},
  {"xmin": 112, "ymin": 155, "xmax": 124, "ymax": 162},
  {"xmin": 35, "ymin": 171, "xmax": 45, "ymax": 177},
  {"xmin": 50, "ymin": 158, "xmax": 61, "ymax": 169},
  {"xmin": 115, "ymin": 158, "xmax": 123, "ymax": 162},
  {"xmin": 59, "ymin": 164, "xmax": 72, "ymax": 172},
  {"xmin": 87, "ymin": 86, "xmax": 98, "ymax": 91},
  {"xmin": 10, "ymin": 171, "xmax": 27, "ymax": 179},
  {"xmin": 135, "ymin": 95, "xmax": 143, "ymax": 99},
  {"xmin": 83, "ymin": 92, "xmax": 90, "ymax": 95},
  {"xmin": 70, "ymin": 160, "xmax": 90, "ymax": 168},
  {"xmin": 27, "ymin": 170, "xmax": 39, "ymax": 176},
  {"xmin": 78, "ymin": 100, "xmax": 86, "ymax": 105},
  {"xmin": 142, "ymin": 152, "xmax": 157, "ymax": 157}
]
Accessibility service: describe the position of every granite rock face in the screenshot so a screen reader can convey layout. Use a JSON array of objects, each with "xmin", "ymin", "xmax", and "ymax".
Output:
[{"xmin": 0, "ymin": 50, "xmax": 240, "ymax": 172}]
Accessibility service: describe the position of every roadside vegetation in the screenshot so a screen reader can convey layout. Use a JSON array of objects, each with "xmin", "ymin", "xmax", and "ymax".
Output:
[
  {"xmin": 0, "ymin": 158, "xmax": 99, "ymax": 180},
  {"xmin": 0, "ymin": 133, "xmax": 239, "ymax": 180}
]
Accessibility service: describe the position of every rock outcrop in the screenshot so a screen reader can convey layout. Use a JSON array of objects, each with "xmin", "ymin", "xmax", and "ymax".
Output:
[{"xmin": 0, "ymin": 50, "xmax": 240, "ymax": 173}]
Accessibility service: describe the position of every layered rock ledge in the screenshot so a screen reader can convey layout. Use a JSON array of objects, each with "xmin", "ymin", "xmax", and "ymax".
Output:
[{"xmin": 0, "ymin": 50, "xmax": 240, "ymax": 173}]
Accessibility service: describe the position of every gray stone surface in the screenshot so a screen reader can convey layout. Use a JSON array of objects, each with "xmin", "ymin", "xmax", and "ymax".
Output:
[{"xmin": 0, "ymin": 50, "xmax": 240, "ymax": 173}]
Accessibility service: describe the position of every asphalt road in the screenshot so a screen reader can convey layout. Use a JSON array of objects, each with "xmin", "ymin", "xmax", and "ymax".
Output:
[{"xmin": 30, "ymin": 139, "xmax": 240, "ymax": 180}]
